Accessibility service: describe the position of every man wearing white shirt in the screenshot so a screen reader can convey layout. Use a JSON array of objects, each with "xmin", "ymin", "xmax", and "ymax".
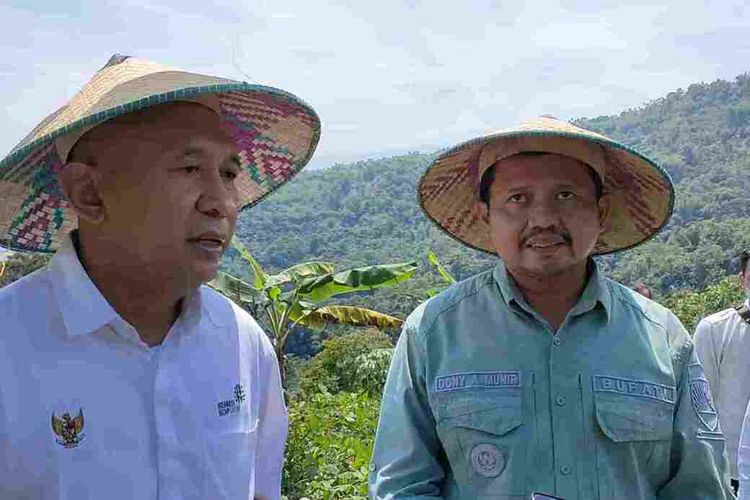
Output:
[
  {"xmin": 695, "ymin": 250, "xmax": 750, "ymax": 495},
  {"xmin": 0, "ymin": 55, "xmax": 320, "ymax": 499},
  {"xmin": 740, "ymin": 400, "xmax": 750, "ymax": 498}
]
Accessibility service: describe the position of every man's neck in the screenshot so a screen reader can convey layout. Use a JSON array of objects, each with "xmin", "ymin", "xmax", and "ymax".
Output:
[
  {"xmin": 74, "ymin": 232, "xmax": 189, "ymax": 347},
  {"xmin": 507, "ymin": 261, "xmax": 590, "ymax": 332}
]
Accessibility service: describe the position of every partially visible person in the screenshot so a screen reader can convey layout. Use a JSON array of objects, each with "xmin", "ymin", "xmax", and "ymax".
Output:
[
  {"xmin": 0, "ymin": 54, "xmax": 320, "ymax": 499},
  {"xmin": 739, "ymin": 399, "xmax": 750, "ymax": 499},
  {"xmin": 632, "ymin": 281, "xmax": 653, "ymax": 299},
  {"xmin": 695, "ymin": 250, "xmax": 750, "ymax": 495}
]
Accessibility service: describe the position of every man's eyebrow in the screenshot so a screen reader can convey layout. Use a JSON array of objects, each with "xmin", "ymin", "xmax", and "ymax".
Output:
[{"xmin": 181, "ymin": 146, "xmax": 242, "ymax": 167}]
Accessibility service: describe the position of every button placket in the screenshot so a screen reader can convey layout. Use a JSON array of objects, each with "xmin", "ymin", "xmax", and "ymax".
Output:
[{"xmin": 549, "ymin": 323, "xmax": 577, "ymax": 497}]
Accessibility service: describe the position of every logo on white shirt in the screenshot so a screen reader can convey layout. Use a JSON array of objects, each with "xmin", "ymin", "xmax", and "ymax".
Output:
[
  {"xmin": 51, "ymin": 408, "xmax": 86, "ymax": 448},
  {"xmin": 216, "ymin": 383, "xmax": 246, "ymax": 417}
]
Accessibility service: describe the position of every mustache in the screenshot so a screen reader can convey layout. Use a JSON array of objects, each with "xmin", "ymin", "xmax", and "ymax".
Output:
[{"xmin": 520, "ymin": 227, "xmax": 572, "ymax": 247}]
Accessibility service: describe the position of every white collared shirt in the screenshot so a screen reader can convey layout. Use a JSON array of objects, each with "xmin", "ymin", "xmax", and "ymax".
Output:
[
  {"xmin": 740, "ymin": 400, "xmax": 750, "ymax": 498},
  {"xmin": 694, "ymin": 303, "xmax": 750, "ymax": 480},
  {"xmin": 0, "ymin": 235, "xmax": 287, "ymax": 499}
]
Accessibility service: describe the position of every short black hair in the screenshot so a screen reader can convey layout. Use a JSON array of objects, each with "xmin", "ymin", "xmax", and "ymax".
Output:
[
  {"xmin": 478, "ymin": 152, "xmax": 603, "ymax": 206},
  {"xmin": 740, "ymin": 250, "xmax": 750, "ymax": 275}
]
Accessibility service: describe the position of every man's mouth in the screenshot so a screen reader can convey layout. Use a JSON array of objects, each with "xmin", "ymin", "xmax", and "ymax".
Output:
[
  {"xmin": 188, "ymin": 233, "xmax": 227, "ymax": 253},
  {"xmin": 526, "ymin": 239, "xmax": 566, "ymax": 249},
  {"xmin": 522, "ymin": 231, "xmax": 571, "ymax": 250}
]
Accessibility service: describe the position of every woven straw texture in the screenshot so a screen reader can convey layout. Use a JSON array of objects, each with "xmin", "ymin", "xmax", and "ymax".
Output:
[
  {"xmin": 0, "ymin": 56, "xmax": 321, "ymax": 253},
  {"xmin": 419, "ymin": 116, "xmax": 674, "ymax": 255}
]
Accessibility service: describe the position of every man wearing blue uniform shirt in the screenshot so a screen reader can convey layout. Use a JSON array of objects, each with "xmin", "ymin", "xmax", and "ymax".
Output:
[{"xmin": 370, "ymin": 116, "xmax": 733, "ymax": 499}]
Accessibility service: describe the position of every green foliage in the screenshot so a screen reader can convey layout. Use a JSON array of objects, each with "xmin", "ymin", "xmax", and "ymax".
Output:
[
  {"xmin": 0, "ymin": 252, "xmax": 50, "ymax": 287},
  {"xmin": 211, "ymin": 236, "xmax": 415, "ymax": 383},
  {"xmin": 299, "ymin": 329, "xmax": 393, "ymax": 395},
  {"xmin": 352, "ymin": 348, "xmax": 393, "ymax": 395},
  {"xmin": 663, "ymin": 276, "xmax": 743, "ymax": 331},
  {"xmin": 283, "ymin": 390, "xmax": 380, "ymax": 500},
  {"xmin": 284, "ymin": 331, "xmax": 390, "ymax": 499}
]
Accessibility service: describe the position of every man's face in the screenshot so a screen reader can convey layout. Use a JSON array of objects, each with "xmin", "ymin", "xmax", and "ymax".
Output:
[
  {"xmin": 476, "ymin": 154, "xmax": 608, "ymax": 278},
  {"xmin": 83, "ymin": 102, "xmax": 241, "ymax": 285}
]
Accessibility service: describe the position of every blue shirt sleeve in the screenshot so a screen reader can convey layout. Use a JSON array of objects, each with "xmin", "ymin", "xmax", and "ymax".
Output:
[{"xmin": 369, "ymin": 321, "xmax": 446, "ymax": 499}]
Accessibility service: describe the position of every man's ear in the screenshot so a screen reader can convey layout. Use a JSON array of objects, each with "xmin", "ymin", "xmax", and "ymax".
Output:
[
  {"xmin": 473, "ymin": 200, "xmax": 489, "ymax": 223},
  {"xmin": 596, "ymin": 193, "xmax": 612, "ymax": 235},
  {"xmin": 57, "ymin": 162, "xmax": 106, "ymax": 225}
]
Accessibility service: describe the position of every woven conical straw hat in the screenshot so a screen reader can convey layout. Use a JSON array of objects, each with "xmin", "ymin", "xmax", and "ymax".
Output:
[
  {"xmin": 0, "ymin": 54, "xmax": 321, "ymax": 253},
  {"xmin": 418, "ymin": 116, "xmax": 674, "ymax": 255}
]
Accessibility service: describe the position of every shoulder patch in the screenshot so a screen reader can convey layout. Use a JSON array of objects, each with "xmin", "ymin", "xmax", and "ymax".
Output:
[{"xmin": 688, "ymin": 363, "xmax": 719, "ymax": 432}]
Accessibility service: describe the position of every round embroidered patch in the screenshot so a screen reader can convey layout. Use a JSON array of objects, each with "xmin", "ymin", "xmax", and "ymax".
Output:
[{"xmin": 470, "ymin": 443, "xmax": 504, "ymax": 478}]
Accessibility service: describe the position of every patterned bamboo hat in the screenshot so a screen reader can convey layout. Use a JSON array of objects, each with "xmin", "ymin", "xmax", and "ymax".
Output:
[
  {"xmin": 0, "ymin": 54, "xmax": 321, "ymax": 253},
  {"xmin": 418, "ymin": 116, "xmax": 674, "ymax": 255}
]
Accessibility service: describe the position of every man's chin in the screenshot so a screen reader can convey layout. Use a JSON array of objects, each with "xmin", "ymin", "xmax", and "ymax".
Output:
[
  {"xmin": 518, "ymin": 253, "xmax": 577, "ymax": 277},
  {"xmin": 189, "ymin": 261, "xmax": 221, "ymax": 286}
]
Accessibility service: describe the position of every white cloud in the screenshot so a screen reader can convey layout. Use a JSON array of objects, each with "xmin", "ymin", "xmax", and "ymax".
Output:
[{"xmin": 0, "ymin": 0, "xmax": 748, "ymax": 164}]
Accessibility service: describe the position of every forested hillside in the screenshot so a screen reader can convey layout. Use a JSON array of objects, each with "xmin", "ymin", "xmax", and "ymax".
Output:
[{"xmin": 231, "ymin": 73, "xmax": 750, "ymax": 314}]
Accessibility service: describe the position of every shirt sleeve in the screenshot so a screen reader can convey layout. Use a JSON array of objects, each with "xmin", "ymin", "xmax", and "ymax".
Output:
[
  {"xmin": 657, "ymin": 333, "xmax": 734, "ymax": 499},
  {"xmin": 253, "ymin": 333, "xmax": 288, "ymax": 500},
  {"xmin": 369, "ymin": 321, "xmax": 445, "ymax": 499},
  {"xmin": 739, "ymin": 399, "xmax": 750, "ymax": 499},
  {"xmin": 693, "ymin": 319, "xmax": 720, "ymax": 402}
]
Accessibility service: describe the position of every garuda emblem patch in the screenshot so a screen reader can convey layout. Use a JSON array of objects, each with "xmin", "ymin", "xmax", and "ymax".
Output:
[{"xmin": 51, "ymin": 408, "xmax": 85, "ymax": 448}]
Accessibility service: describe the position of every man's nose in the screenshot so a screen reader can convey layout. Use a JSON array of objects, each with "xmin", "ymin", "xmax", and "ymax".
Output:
[
  {"xmin": 527, "ymin": 197, "xmax": 561, "ymax": 229},
  {"xmin": 196, "ymin": 173, "xmax": 238, "ymax": 218}
]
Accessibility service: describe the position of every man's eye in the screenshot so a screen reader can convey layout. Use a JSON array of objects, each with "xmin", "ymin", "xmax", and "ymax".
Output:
[
  {"xmin": 557, "ymin": 191, "xmax": 576, "ymax": 200},
  {"xmin": 507, "ymin": 193, "xmax": 526, "ymax": 203},
  {"xmin": 183, "ymin": 165, "xmax": 199, "ymax": 174},
  {"xmin": 222, "ymin": 169, "xmax": 239, "ymax": 181}
]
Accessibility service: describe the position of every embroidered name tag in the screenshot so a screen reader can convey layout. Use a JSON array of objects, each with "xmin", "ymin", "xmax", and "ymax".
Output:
[
  {"xmin": 593, "ymin": 375, "xmax": 675, "ymax": 404},
  {"xmin": 435, "ymin": 371, "xmax": 521, "ymax": 392}
]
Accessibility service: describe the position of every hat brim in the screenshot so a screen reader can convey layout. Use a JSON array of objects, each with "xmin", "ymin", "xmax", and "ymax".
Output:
[
  {"xmin": 418, "ymin": 128, "xmax": 674, "ymax": 256},
  {"xmin": 0, "ymin": 73, "xmax": 320, "ymax": 253}
]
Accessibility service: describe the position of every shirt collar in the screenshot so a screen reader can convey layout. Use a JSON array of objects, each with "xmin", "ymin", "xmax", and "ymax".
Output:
[
  {"xmin": 492, "ymin": 258, "xmax": 612, "ymax": 324},
  {"xmin": 48, "ymin": 232, "xmax": 120, "ymax": 337},
  {"xmin": 48, "ymin": 231, "xmax": 216, "ymax": 338}
]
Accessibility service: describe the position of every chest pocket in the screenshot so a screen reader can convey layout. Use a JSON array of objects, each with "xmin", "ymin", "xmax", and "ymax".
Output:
[
  {"xmin": 594, "ymin": 393, "xmax": 673, "ymax": 442},
  {"xmin": 435, "ymin": 391, "xmax": 526, "ymax": 495},
  {"xmin": 592, "ymin": 378, "xmax": 675, "ymax": 491}
]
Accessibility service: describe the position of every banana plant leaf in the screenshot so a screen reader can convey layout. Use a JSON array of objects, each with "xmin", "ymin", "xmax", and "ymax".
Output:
[
  {"xmin": 209, "ymin": 271, "xmax": 263, "ymax": 305},
  {"xmin": 428, "ymin": 250, "xmax": 456, "ymax": 284},
  {"xmin": 296, "ymin": 262, "xmax": 418, "ymax": 302},
  {"xmin": 296, "ymin": 305, "xmax": 404, "ymax": 330},
  {"xmin": 266, "ymin": 261, "xmax": 336, "ymax": 287},
  {"xmin": 230, "ymin": 236, "xmax": 267, "ymax": 290}
]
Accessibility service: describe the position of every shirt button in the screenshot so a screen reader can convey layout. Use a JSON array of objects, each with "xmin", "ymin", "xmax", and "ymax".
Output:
[
  {"xmin": 369, "ymin": 462, "xmax": 376, "ymax": 472},
  {"xmin": 560, "ymin": 465, "xmax": 571, "ymax": 475},
  {"xmin": 555, "ymin": 396, "xmax": 567, "ymax": 406},
  {"xmin": 553, "ymin": 337, "xmax": 562, "ymax": 346}
]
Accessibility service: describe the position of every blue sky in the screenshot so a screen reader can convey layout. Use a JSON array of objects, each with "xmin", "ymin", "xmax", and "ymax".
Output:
[{"xmin": 1, "ymin": 0, "xmax": 749, "ymax": 168}]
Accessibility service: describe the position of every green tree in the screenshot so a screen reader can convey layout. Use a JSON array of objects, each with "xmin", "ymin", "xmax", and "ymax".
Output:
[
  {"xmin": 299, "ymin": 329, "xmax": 393, "ymax": 395},
  {"xmin": 211, "ymin": 236, "xmax": 417, "ymax": 383},
  {"xmin": 663, "ymin": 276, "xmax": 743, "ymax": 331}
]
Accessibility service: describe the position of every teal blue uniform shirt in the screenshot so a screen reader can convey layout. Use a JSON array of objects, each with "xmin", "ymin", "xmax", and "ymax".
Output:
[{"xmin": 370, "ymin": 261, "xmax": 733, "ymax": 499}]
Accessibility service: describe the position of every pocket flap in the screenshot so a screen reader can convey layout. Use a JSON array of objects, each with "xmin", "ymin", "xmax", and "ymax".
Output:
[
  {"xmin": 594, "ymin": 393, "xmax": 673, "ymax": 442},
  {"xmin": 438, "ymin": 392, "xmax": 523, "ymax": 437}
]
